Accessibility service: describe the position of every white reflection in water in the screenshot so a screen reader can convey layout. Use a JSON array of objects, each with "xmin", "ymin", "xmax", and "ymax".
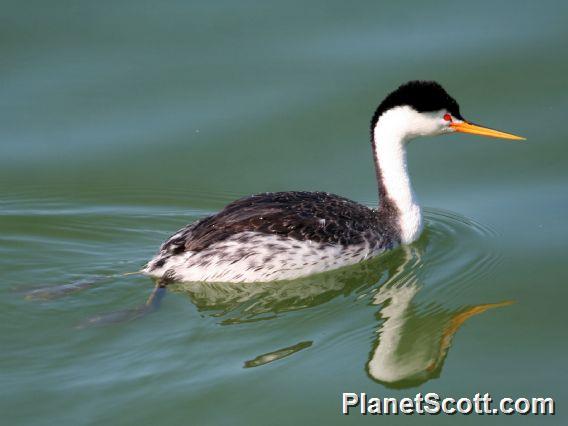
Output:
[{"xmin": 367, "ymin": 246, "xmax": 511, "ymax": 388}]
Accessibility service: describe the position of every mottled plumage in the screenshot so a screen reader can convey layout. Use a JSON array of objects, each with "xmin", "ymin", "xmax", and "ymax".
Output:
[
  {"xmin": 144, "ymin": 191, "xmax": 400, "ymax": 282},
  {"xmin": 167, "ymin": 192, "xmax": 394, "ymax": 250}
]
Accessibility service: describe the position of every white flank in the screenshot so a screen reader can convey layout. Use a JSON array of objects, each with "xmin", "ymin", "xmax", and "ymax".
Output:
[{"xmin": 144, "ymin": 231, "xmax": 385, "ymax": 283}]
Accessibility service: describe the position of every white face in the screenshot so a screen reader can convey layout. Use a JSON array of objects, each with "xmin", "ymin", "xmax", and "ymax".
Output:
[{"xmin": 376, "ymin": 106, "xmax": 463, "ymax": 141}]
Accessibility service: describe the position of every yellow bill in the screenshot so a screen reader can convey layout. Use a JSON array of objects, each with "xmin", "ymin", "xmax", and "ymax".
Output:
[{"xmin": 450, "ymin": 121, "xmax": 525, "ymax": 141}]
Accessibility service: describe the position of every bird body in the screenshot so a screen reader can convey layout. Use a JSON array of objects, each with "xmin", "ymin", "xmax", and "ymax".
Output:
[
  {"xmin": 144, "ymin": 81, "xmax": 523, "ymax": 283},
  {"xmin": 144, "ymin": 191, "xmax": 396, "ymax": 282}
]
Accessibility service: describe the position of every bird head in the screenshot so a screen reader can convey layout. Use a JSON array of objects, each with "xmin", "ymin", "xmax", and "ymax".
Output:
[{"xmin": 371, "ymin": 81, "xmax": 525, "ymax": 142}]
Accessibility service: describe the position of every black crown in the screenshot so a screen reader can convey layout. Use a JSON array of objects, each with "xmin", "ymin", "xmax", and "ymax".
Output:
[{"xmin": 371, "ymin": 81, "xmax": 463, "ymax": 131}]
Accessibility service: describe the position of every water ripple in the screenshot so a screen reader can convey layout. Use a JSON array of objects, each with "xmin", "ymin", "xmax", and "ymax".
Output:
[{"xmin": 5, "ymin": 197, "xmax": 510, "ymax": 389}]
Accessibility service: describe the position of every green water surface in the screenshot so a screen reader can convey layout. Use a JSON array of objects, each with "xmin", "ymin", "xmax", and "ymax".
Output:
[{"xmin": 1, "ymin": 1, "xmax": 567, "ymax": 425}]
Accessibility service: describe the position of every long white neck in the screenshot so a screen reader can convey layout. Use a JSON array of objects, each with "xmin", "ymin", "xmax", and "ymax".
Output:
[{"xmin": 372, "ymin": 107, "xmax": 423, "ymax": 244}]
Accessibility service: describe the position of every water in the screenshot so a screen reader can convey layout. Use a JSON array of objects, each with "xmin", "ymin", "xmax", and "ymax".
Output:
[{"xmin": 1, "ymin": 0, "xmax": 567, "ymax": 424}]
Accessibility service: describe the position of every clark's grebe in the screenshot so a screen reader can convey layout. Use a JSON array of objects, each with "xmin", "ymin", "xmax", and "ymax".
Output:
[{"xmin": 144, "ymin": 81, "xmax": 523, "ymax": 283}]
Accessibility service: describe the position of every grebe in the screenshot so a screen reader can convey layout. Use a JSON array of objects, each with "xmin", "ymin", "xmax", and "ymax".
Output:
[{"xmin": 144, "ymin": 81, "xmax": 524, "ymax": 283}]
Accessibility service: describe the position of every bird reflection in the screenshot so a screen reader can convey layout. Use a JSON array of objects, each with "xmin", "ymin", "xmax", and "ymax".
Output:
[
  {"xmin": 367, "ymin": 276, "xmax": 511, "ymax": 388},
  {"xmin": 167, "ymin": 242, "xmax": 512, "ymax": 387}
]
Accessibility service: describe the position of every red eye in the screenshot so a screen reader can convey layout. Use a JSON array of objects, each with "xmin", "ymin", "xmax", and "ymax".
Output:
[{"xmin": 443, "ymin": 113, "xmax": 452, "ymax": 122}]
